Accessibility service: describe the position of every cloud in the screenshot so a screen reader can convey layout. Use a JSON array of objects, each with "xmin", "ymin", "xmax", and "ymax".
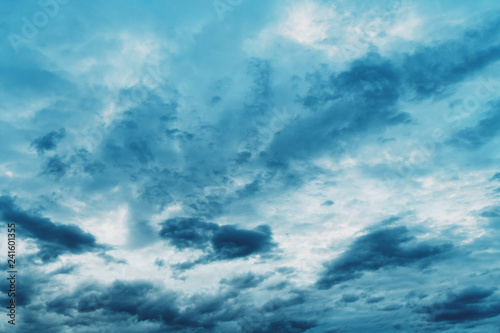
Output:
[
  {"xmin": 30, "ymin": 128, "xmax": 66, "ymax": 154},
  {"xmin": 448, "ymin": 101, "xmax": 500, "ymax": 149},
  {"xmin": 0, "ymin": 269, "xmax": 40, "ymax": 307},
  {"xmin": 249, "ymin": 319, "xmax": 316, "ymax": 333},
  {"xmin": 40, "ymin": 155, "xmax": 69, "ymax": 180},
  {"xmin": 220, "ymin": 272, "xmax": 268, "ymax": 290},
  {"xmin": 212, "ymin": 224, "xmax": 275, "ymax": 259},
  {"xmin": 49, "ymin": 280, "xmax": 182, "ymax": 327},
  {"xmin": 366, "ymin": 296, "xmax": 385, "ymax": 304},
  {"xmin": 260, "ymin": 15, "xmax": 500, "ymax": 167},
  {"xmin": 341, "ymin": 294, "xmax": 360, "ymax": 303},
  {"xmin": 159, "ymin": 217, "xmax": 277, "ymax": 265},
  {"xmin": 237, "ymin": 290, "xmax": 315, "ymax": 332},
  {"xmin": 159, "ymin": 217, "xmax": 218, "ymax": 250},
  {"xmin": 46, "ymin": 279, "xmax": 247, "ymax": 331},
  {"xmin": 401, "ymin": 17, "xmax": 500, "ymax": 98},
  {"xmin": 480, "ymin": 206, "xmax": 500, "ymax": 229},
  {"xmin": 0, "ymin": 196, "xmax": 101, "ymax": 261},
  {"xmin": 417, "ymin": 286, "xmax": 500, "ymax": 323},
  {"xmin": 264, "ymin": 53, "xmax": 410, "ymax": 165},
  {"xmin": 317, "ymin": 225, "xmax": 452, "ymax": 289},
  {"xmin": 1, "ymin": 2, "xmax": 500, "ymax": 332},
  {"xmin": 78, "ymin": 281, "xmax": 179, "ymax": 322}
]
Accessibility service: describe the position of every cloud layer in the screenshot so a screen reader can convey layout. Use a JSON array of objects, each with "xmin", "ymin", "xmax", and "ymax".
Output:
[{"xmin": 0, "ymin": 0, "xmax": 500, "ymax": 332}]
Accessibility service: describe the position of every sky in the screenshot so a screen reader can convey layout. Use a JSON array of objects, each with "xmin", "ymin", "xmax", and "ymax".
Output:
[{"xmin": 0, "ymin": 0, "xmax": 500, "ymax": 332}]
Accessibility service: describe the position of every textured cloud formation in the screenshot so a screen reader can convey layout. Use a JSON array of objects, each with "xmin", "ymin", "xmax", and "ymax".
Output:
[
  {"xmin": 0, "ymin": 196, "xmax": 101, "ymax": 261},
  {"xmin": 1, "ymin": 0, "xmax": 500, "ymax": 332},
  {"xmin": 416, "ymin": 286, "xmax": 500, "ymax": 324},
  {"xmin": 160, "ymin": 217, "xmax": 276, "ymax": 266},
  {"xmin": 159, "ymin": 217, "xmax": 219, "ymax": 250},
  {"xmin": 220, "ymin": 272, "xmax": 268, "ymax": 289},
  {"xmin": 448, "ymin": 101, "xmax": 500, "ymax": 149},
  {"xmin": 30, "ymin": 128, "xmax": 66, "ymax": 154},
  {"xmin": 317, "ymin": 225, "xmax": 452, "ymax": 289}
]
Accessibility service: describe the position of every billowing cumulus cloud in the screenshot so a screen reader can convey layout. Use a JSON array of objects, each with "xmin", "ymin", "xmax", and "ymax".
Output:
[{"xmin": 1, "ymin": 0, "xmax": 500, "ymax": 332}]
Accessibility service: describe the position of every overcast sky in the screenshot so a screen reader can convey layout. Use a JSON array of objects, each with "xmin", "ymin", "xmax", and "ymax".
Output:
[{"xmin": 1, "ymin": 0, "xmax": 500, "ymax": 332}]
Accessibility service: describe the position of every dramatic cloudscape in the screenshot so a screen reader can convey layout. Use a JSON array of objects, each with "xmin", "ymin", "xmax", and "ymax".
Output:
[{"xmin": 1, "ymin": 0, "xmax": 500, "ymax": 332}]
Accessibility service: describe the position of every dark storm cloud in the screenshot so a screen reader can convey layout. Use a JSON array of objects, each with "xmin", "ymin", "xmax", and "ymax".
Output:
[
  {"xmin": 0, "ymin": 196, "xmax": 100, "ymax": 260},
  {"xmin": 78, "ymin": 281, "xmax": 179, "ymax": 324},
  {"xmin": 49, "ymin": 280, "xmax": 181, "ymax": 327},
  {"xmin": 238, "ymin": 291, "xmax": 315, "ymax": 333},
  {"xmin": 0, "ymin": 269, "xmax": 40, "ymax": 306},
  {"xmin": 160, "ymin": 217, "xmax": 276, "ymax": 265},
  {"xmin": 212, "ymin": 224, "xmax": 275, "ymax": 259},
  {"xmin": 316, "ymin": 226, "xmax": 452, "ymax": 289},
  {"xmin": 417, "ymin": 286, "xmax": 500, "ymax": 324},
  {"xmin": 262, "ymin": 16, "xmax": 500, "ymax": 167},
  {"xmin": 262, "ymin": 291, "xmax": 307, "ymax": 312},
  {"xmin": 46, "ymin": 279, "xmax": 250, "ymax": 331},
  {"xmin": 159, "ymin": 218, "xmax": 276, "ymax": 270},
  {"xmin": 30, "ymin": 128, "xmax": 66, "ymax": 154},
  {"xmin": 159, "ymin": 217, "xmax": 219, "ymax": 250},
  {"xmin": 402, "ymin": 17, "xmax": 500, "ymax": 98},
  {"xmin": 264, "ymin": 53, "xmax": 409, "ymax": 165},
  {"xmin": 249, "ymin": 320, "xmax": 316, "ymax": 333}
]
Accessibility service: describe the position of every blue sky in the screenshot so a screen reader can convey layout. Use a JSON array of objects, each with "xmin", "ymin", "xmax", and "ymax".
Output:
[{"xmin": 1, "ymin": 0, "xmax": 500, "ymax": 332}]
